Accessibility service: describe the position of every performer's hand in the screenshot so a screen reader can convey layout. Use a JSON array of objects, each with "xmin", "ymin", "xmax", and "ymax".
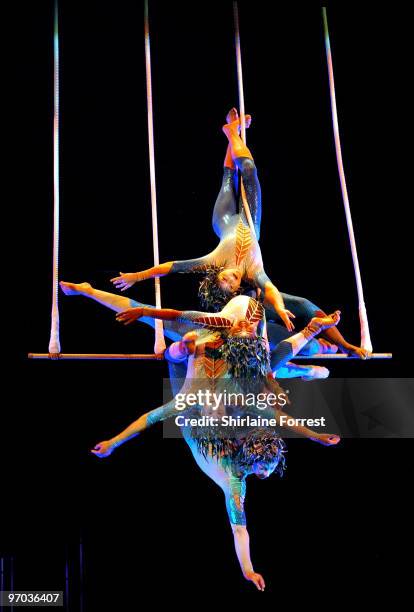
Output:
[
  {"xmin": 116, "ymin": 307, "xmax": 145, "ymax": 325},
  {"xmin": 111, "ymin": 271, "xmax": 141, "ymax": 291},
  {"xmin": 276, "ymin": 308, "xmax": 295, "ymax": 331},
  {"xmin": 310, "ymin": 433, "xmax": 341, "ymax": 446},
  {"xmin": 244, "ymin": 571, "xmax": 266, "ymax": 591},
  {"xmin": 91, "ymin": 441, "xmax": 115, "ymax": 458}
]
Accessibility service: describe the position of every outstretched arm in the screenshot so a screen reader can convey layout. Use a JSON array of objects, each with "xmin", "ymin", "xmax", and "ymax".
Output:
[
  {"xmin": 111, "ymin": 252, "xmax": 215, "ymax": 292},
  {"xmin": 116, "ymin": 306, "xmax": 183, "ymax": 326},
  {"xmin": 264, "ymin": 376, "xmax": 340, "ymax": 446},
  {"xmin": 116, "ymin": 305, "xmax": 233, "ymax": 329},
  {"xmin": 264, "ymin": 281, "xmax": 296, "ymax": 332},
  {"xmin": 254, "ymin": 270, "xmax": 295, "ymax": 332},
  {"xmin": 91, "ymin": 398, "xmax": 180, "ymax": 458},
  {"xmin": 223, "ymin": 477, "xmax": 265, "ymax": 591},
  {"xmin": 276, "ymin": 407, "xmax": 339, "ymax": 445},
  {"xmin": 231, "ymin": 526, "xmax": 265, "ymax": 591}
]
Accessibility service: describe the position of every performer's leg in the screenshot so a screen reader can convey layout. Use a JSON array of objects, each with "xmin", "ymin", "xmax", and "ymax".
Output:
[
  {"xmin": 212, "ymin": 166, "xmax": 238, "ymax": 239},
  {"xmin": 275, "ymin": 362, "xmax": 329, "ymax": 381},
  {"xmin": 212, "ymin": 109, "xmax": 240, "ymax": 239},
  {"xmin": 267, "ymin": 321, "xmax": 333, "ymax": 360},
  {"xmin": 60, "ymin": 281, "xmax": 135, "ymax": 312},
  {"xmin": 167, "ymin": 360, "xmax": 187, "ymax": 396},
  {"xmin": 267, "ymin": 293, "xmax": 369, "ymax": 358},
  {"xmin": 222, "ymin": 117, "xmax": 261, "ymax": 238},
  {"xmin": 271, "ymin": 311, "xmax": 341, "ymax": 372},
  {"xmin": 59, "ymin": 281, "xmax": 191, "ymax": 342},
  {"xmin": 270, "ymin": 334, "xmax": 330, "ymax": 380},
  {"xmin": 314, "ymin": 310, "xmax": 371, "ymax": 358},
  {"xmin": 278, "ymin": 294, "xmax": 323, "ymax": 324},
  {"xmin": 282, "ymin": 294, "xmax": 370, "ymax": 358}
]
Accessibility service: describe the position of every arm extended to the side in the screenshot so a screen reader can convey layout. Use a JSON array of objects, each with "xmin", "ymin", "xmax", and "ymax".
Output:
[
  {"xmin": 91, "ymin": 396, "xmax": 187, "ymax": 458},
  {"xmin": 110, "ymin": 252, "xmax": 215, "ymax": 292}
]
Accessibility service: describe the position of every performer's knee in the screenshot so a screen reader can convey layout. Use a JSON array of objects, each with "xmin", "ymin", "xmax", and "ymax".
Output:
[
  {"xmin": 287, "ymin": 295, "xmax": 319, "ymax": 319},
  {"xmin": 299, "ymin": 338, "xmax": 320, "ymax": 356},
  {"xmin": 240, "ymin": 157, "xmax": 256, "ymax": 179},
  {"xmin": 301, "ymin": 298, "xmax": 319, "ymax": 319}
]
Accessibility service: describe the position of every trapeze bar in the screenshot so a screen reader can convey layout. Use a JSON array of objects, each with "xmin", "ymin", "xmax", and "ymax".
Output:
[
  {"xmin": 28, "ymin": 353, "xmax": 165, "ymax": 360},
  {"xmin": 28, "ymin": 352, "xmax": 392, "ymax": 361},
  {"xmin": 293, "ymin": 353, "xmax": 392, "ymax": 360}
]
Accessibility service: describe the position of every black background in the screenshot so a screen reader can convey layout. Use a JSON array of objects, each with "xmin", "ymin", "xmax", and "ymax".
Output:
[{"xmin": 4, "ymin": 0, "xmax": 411, "ymax": 605}]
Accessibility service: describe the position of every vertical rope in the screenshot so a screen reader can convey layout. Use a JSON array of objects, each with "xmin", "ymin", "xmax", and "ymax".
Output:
[
  {"xmin": 49, "ymin": 0, "xmax": 61, "ymax": 355},
  {"xmin": 322, "ymin": 7, "xmax": 372, "ymax": 351},
  {"xmin": 144, "ymin": 0, "xmax": 166, "ymax": 354},
  {"xmin": 233, "ymin": 2, "xmax": 257, "ymax": 238}
]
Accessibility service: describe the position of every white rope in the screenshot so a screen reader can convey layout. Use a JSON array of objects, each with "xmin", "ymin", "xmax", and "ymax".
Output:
[
  {"xmin": 144, "ymin": 0, "xmax": 165, "ymax": 354},
  {"xmin": 322, "ymin": 7, "xmax": 372, "ymax": 352},
  {"xmin": 233, "ymin": 2, "xmax": 257, "ymax": 238},
  {"xmin": 48, "ymin": 0, "xmax": 61, "ymax": 354}
]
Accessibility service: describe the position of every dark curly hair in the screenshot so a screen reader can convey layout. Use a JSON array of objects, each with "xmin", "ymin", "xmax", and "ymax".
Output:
[
  {"xmin": 198, "ymin": 265, "xmax": 243, "ymax": 312},
  {"xmin": 219, "ymin": 335, "xmax": 270, "ymax": 380},
  {"xmin": 237, "ymin": 428, "xmax": 286, "ymax": 477},
  {"xmin": 191, "ymin": 425, "xmax": 286, "ymax": 477}
]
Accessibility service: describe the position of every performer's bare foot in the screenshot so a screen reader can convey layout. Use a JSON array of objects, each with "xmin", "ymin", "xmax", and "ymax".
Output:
[
  {"xmin": 225, "ymin": 107, "xmax": 251, "ymax": 130},
  {"xmin": 226, "ymin": 107, "xmax": 238, "ymax": 123},
  {"xmin": 59, "ymin": 281, "xmax": 92, "ymax": 296},
  {"xmin": 223, "ymin": 114, "xmax": 252, "ymax": 136},
  {"xmin": 302, "ymin": 366, "xmax": 330, "ymax": 381},
  {"xmin": 340, "ymin": 344, "xmax": 372, "ymax": 360},
  {"xmin": 309, "ymin": 310, "xmax": 341, "ymax": 333},
  {"xmin": 317, "ymin": 339, "xmax": 338, "ymax": 354}
]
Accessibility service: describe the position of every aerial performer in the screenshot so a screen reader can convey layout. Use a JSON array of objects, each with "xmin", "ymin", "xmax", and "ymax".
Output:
[
  {"xmin": 113, "ymin": 294, "xmax": 344, "ymax": 382},
  {"xmin": 91, "ymin": 316, "xmax": 340, "ymax": 590},
  {"xmin": 110, "ymin": 108, "xmax": 371, "ymax": 360},
  {"xmin": 60, "ymin": 282, "xmax": 334, "ymax": 380}
]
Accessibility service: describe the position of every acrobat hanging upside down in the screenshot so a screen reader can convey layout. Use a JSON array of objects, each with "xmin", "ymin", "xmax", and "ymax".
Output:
[
  {"xmin": 91, "ymin": 303, "xmax": 340, "ymax": 590},
  {"xmin": 110, "ymin": 108, "xmax": 370, "ymax": 360}
]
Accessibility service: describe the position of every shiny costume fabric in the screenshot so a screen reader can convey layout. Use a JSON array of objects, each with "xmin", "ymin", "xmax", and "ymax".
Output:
[
  {"xmin": 171, "ymin": 159, "xmax": 271, "ymax": 292},
  {"xmin": 169, "ymin": 159, "xmax": 329, "ymax": 358}
]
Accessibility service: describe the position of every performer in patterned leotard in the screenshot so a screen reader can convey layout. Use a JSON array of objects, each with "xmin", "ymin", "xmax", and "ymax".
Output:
[
  {"xmin": 111, "ymin": 108, "xmax": 370, "ymax": 359},
  {"xmin": 60, "ymin": 281, "xmax": 335, "ymax": 380},
  {"xmin": 91, "ymin": 321, "xmax": 340, "ymax": 591},
  {"xmin": 113, "ymin": 292, "xmax": 343, "ymax": 382},
  {"xmin": 111, "ymin": 108, "xmax": 294, "ymax": 331}
]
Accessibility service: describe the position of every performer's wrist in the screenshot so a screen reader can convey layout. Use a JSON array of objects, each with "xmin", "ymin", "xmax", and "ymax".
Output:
[
  {"xmin": 111, "ymin": 436, "xmax": 122, "ymax": 449},
  {"xmin": 242, "ymin": 565, "xmax": 254, "ymax": 578},
  {"xmin": 134, "ymin": 271, "xmax": 147, "ymax": 281},
  {"xmin": 139, "ymin": 307, "xmax": 150, "ymax": 317}
]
